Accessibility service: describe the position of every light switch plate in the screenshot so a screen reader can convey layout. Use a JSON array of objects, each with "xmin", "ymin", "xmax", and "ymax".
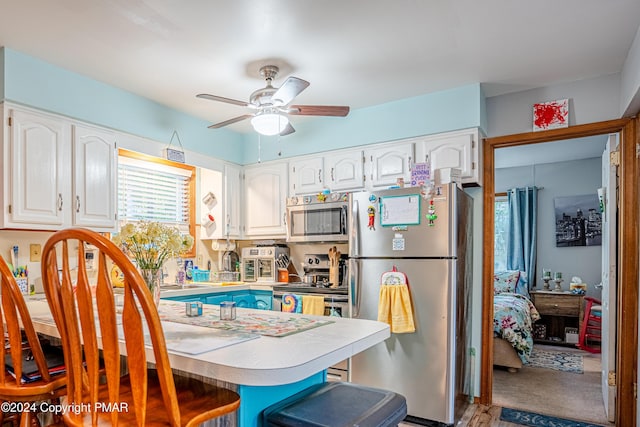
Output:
[{"xmin": 30, "ymin": 244, "xmax": 42, "ymax": 262}]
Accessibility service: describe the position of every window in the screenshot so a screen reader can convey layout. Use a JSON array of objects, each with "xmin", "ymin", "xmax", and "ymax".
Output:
[
  {"xmin": 494, "ymin": 196, "xmax": 509, "ymax": 272},
  {"xmin": 117, "ymin": 149, "xmax": 196, "ymax": 256}
]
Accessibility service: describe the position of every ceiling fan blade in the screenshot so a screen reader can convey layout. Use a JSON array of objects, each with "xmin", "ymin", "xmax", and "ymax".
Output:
[
  {"xmin": 197, "ymin": 93, "xmax": 250, "ymax": 108},
  {"xmin": 289, "ymin": 105, "xmax": 350, "ymax": 117},
  {"xmin": 280, "ymin": 122, "xmax": 295, "ymax": 136},
  {"xmin": 207, "ymin": 114, "xmax": 254, "ymax": 129},
  {"xmin": 272, "ymin": 77, "xmax": 310, "ymax": 106}
]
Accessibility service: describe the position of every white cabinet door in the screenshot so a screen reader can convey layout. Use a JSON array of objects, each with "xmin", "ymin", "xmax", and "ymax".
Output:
[
  {"xmin": 244, "ymin": 162, "xmax": 288, "ymax": 236},
  {"xmin": 415, "ymin": 128, "xmax": 481, "ymax": 185},
  {"xmin": 73, "ymin": 124, "xmax": 117, "ymax": 229},
  {"xmin": 365, "ymin": 143, "xmax": 414, "ymax": 188},
  {"xmin": 199, "ymin": 167, "xmax": 224, "ymax": 240},
  {"xmin": 223, "ymin": 164, "xmax": 243, "ymax": 238},
  {"xmin": 324, "ymin": 149, "xmax": 364, "ymax": 191},
  {"xmin": 8, "ymin": 109, "xmax": 70, "ymax": 228},
  {"xmin": 289, "ymin": 156, "xmax": 324, "ymax": 195}
]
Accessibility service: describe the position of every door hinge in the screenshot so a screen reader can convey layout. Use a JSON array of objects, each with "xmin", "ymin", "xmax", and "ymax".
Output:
[
  {"xmin": 8, "ymin": 204, "xmax": 12, "ymax": 214},
  {"xmin": 292, "ymin": 166, "xmax": 296, "ymax": 173},
  {"xmin": 608, "ymin": 371, "xmax": 616, "ymax": 386},
  {"xmin": 472, "ymin": 161, "xmax": 476, "ymax": 170},
  {"xmin": 634, "ymin": 382, "xmax": 637, "ymax": 400},
  {"xmin": 636, "ymin": 143, "xmax": 640, "ymax": 159},
  {"xmin": 472, "ymin": 140, "xmax": 475, "ymax": 149},
  {"xmin": 610, "ymin": 151, "xmax": 620, "ymax": 166},
  {"xmin": 7, "ymin": 116, "xmax": 12, "ymax": 127}
]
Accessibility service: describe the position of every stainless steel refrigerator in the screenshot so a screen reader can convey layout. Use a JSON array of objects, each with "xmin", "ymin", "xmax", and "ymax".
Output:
[{"xmin": 348, "ymin": 183, "xmax": 472, "ymax": 426}]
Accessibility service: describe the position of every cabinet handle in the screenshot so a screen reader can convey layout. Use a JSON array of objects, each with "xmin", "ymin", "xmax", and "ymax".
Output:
[
  {"xmin": 283, "ymin": 212, "xmax": 287, "ymax": 226},
  {"xmin": 318, "ymin": 170, "xmax": 322, "ymax": 183},
  {"xmin": 331, "ymin": 167, "xmax": 335, "ymax": 181},
  {"xmin": 408, "ymin": 155, "xmax": 412, "ymax": 171},
  {"xmin": 57, "ymin": 193, "xmax": 63, "ymax": 211},
  {"xmin": 76, "ymin": 195, "xmax": 81, "ymax": 213}
]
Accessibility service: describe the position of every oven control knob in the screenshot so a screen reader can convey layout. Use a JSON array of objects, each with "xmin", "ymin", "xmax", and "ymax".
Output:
[
  {"xmin": 267, "ymin": 249, "xmax": 273, "ymax": 255},
  {"xmin": 307, "ymin": 257, "xmax": 314, "ymax": 265}
]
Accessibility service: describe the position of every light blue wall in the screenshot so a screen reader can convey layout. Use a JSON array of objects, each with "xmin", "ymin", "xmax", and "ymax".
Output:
[
  {"xmin": 1, "ymin": 48, "xmax": 486, "ymax": 166},
  {"xmin": 621, "ymin": 25, "xmax": 640, "ymax": 116},
  {"xmin": 2, "ymin": 48, "xmax": 245, "ymax": 164},
  {"xmin": 241, "ymin": 83, "xmax": 486, "ymax": 164}
]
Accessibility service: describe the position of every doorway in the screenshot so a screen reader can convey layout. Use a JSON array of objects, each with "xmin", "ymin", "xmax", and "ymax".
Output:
[
  {"xmin": 479, "ymin": 119, "xmax": 638, "ymax": 426},
  {"xmin": 490, "ymin": 135, "xmax": 614, "ymax": 425}
]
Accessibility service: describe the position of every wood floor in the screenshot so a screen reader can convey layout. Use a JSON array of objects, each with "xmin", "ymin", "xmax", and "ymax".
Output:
[{"xmin": 399, "ymin": 404, "xmax": 527, "ymax": 427}]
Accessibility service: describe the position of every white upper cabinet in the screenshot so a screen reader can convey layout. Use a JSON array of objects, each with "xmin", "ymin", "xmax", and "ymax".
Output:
[
  {"xmin": 365, "ymin": 142, "xmax": 414, "ymax": 188},
  {"xmin": 1, "ymin": 106, "xmax": 117, "ymax": 231},
  {"xmin": 244, "ymin": 161, "xmax": 288, "ymax": 237},
  {"xmin": 289, "ymin": 156, "xmax": 324, "ymax": 195},
  {"xmin": 5, "ymin": 108, "xmax": 70, "ymax": 228},
  {"xmin": 72, "ymin": 124, "xmax": 117, "ymax": 229},
  {"xmin": 324, "ymin": 149, "xmax": 364, "ymax": 191},
  {"xmin": 199, "ymin": 167, "xmax": 224, "ymax": 240},
  {"xmin": 415, "ymin": 128, "xmax": 482, "ymax": 185},
  {"xmin": 223, "ymin": 163, "xmax": 243, "ymax": 238}
]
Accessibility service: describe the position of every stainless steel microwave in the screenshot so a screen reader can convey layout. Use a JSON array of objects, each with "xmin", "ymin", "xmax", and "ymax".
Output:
[{"xmin": 285, "ymin": 194, "xmax": 349, "ymax": 242}]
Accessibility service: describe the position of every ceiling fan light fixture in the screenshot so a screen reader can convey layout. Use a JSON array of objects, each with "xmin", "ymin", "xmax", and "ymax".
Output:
[{"xmin": 251, "ymin": 111, "xmax": 289, "ymax": 136}]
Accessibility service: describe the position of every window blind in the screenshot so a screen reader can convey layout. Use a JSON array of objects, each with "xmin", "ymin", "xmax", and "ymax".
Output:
[{"xmin": 118, "ymin": 156, "xmax": 192, "ymax": 226}]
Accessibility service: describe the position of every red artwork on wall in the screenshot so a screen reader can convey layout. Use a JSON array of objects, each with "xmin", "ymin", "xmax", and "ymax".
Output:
[{"xmin": 533, "ymin": 99, "xmax": 569, "ymax": 131}]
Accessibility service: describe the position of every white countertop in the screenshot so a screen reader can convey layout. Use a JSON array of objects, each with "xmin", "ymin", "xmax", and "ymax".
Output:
[{"xmin": 26, "ymin": 299, "xmax": 389, "ymax": 387}]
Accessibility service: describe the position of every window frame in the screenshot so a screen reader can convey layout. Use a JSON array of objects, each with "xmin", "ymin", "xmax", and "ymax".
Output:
[{"xmin": 117, "ymin": 148, "xmax": 196, "ymax": 258}]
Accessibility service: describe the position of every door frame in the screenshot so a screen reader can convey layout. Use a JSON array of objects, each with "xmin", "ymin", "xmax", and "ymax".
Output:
[{"xmin": 479, "ymin": 118, "xmax": 638, "ymax": 425}]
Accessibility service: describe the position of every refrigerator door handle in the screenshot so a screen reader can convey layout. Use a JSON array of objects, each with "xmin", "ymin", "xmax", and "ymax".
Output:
[
  {"xmin": 349, "ymin": 258, "xmax": 361, "ymax": 318},
  {"xmin": 350, "ymin": 199, "xmax": 360, "ymax": 257}
]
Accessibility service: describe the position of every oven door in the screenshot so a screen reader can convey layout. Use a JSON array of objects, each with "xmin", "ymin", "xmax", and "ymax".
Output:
[
  {"xmin": 286, "ymin": 202, "xmax": 348, "ymax": 242},
  {"xmin": 272, "ymin": 292, "xmax": 349, "ymax": 317},
  {"xmin": 242, "ymin": 259, "xmax": 256, "ymax": 282}
]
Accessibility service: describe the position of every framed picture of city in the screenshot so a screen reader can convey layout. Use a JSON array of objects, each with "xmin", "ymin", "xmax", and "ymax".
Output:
[{"xmin": 554, "ymin": 194, "xmax": 602, "ymax": 247}]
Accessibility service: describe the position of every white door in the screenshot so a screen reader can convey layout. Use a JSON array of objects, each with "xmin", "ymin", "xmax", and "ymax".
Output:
[
  {"xmin": 289, "ymin": 157, "xmax": 324, "ymax": 195},
  {"xmin": 600, "ymin": 133, "xmax": 618, "ymax": 422},
  {"xmin": 324, "ymin": 149, "xmax": 364, "ymax": 191},
  {"xmin": 365, "ymin": 143, "xmax": 413, "ymax": 188},
  {"xmin": 73, "ymin": 124, "xmax": 117, "ymax": 229},
  {"xmin": 9, "ymin": 109, "xmax": 69, "ymax": 227},
  {"xmin": 223, "ymin": 164, "xmax": 243, "ymax": 238},
  {"xmin": 244, "ymin": 162, "xmax": 288, "ymax": 236}
]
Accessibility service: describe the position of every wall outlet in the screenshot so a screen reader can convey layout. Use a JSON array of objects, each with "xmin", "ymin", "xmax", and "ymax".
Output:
[{"xmin": 30, "ymin": 244, "xmax": 42, "ymax": 262}]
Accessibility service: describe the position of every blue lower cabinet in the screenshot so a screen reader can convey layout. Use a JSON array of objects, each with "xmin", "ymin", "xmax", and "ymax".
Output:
[
  {"xmin": 204, "ymin": 294, "xmax": 229, "ymax": 305},
  {"xmin": 253, "ymin": 292, "xmax": 273, "ymax": 310},
  {"xmin": 162, "ymin": 290, "xmax": 273, "ymax": 310},
  {"xmin": 232, "ymin": 293, "xmax": 256, "ymax": 308}
]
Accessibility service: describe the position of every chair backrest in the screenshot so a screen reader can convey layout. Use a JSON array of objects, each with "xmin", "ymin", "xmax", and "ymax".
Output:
[
  {"xmin": 41, "ymin": 228, "xmax": 181, "ymax": 426},
  {"xmin": 0, "ymin": 255, "xmax": 53, "ymax": 387}
]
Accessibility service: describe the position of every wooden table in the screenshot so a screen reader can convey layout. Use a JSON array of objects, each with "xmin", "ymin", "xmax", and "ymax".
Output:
[
  {"xmin": 530, "ymin": 290, "xmax": 584, "ymax": 346},
  {"xmin": 25, "ymin": 297, "xmax": 390, "ymax": 426}
]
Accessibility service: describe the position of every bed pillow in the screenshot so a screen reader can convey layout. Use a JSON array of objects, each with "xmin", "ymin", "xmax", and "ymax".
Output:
[{"xmin": 494, "ymin": 270, "xmax": 521, "ymax": 295}]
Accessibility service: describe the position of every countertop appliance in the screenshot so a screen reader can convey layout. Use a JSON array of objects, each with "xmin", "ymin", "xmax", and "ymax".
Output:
[
  {"xmin": 285, "ymin": 194, "xmax": 349, "ymax": 243},
  {"xmin": 241, "ymin": 246, "xmax": 289, "ymax": 283},
  {"xmin": 348, "ymin": 184, "xmax": 472, "ymax": 425}
]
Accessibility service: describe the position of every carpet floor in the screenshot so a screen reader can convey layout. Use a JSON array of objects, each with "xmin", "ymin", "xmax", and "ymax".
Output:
[{"xmin": 493, "ymin": 346, "xmax": 613, "ymax": 426}]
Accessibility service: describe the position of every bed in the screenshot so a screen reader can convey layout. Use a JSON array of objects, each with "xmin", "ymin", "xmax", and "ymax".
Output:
[{"xmin": 492, "ymin": 270, "xmax": 541, "ymax": 372}]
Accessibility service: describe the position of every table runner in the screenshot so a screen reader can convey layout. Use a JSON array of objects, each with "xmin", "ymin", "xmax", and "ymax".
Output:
[{"xmin": 157, "ymin": 300, "xmax": 334, "ymax": 337}]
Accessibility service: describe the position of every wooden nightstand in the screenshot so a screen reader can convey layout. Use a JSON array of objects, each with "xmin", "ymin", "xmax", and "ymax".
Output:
[{"xmin": 531, "ymin": 290, "xmax": 584, "ymax": 346}]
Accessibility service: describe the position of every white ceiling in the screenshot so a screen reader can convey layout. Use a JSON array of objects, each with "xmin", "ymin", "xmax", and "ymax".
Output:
[{"xmin": 1, "ymin": 0, "xmax": 639, "ymax": 136}]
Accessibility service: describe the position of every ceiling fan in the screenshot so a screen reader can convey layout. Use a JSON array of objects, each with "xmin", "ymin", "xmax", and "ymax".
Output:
[{"xmin": 197, "ymin": 65, "xmax": 350, "ymax": 136}]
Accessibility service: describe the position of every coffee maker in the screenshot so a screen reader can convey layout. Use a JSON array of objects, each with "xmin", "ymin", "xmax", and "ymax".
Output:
[{"xmin": 221, "ymin": 250, "xmax": 239, "ymax": 272}]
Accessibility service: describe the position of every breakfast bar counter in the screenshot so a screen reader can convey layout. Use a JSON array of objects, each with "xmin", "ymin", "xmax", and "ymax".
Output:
[{"xmin": 26, "ymin": 298, "xmax": 390, "ymax": 426}]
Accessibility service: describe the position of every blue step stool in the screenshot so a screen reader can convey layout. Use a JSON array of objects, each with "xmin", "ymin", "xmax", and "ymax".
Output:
[{"xmin": 263, "ymin": 382, "xmax": 407, "ymax": 427}]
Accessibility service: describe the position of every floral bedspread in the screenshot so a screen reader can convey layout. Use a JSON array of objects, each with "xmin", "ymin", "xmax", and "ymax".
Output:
[{"xmin": 494, "ymin": 292, "xmax": 541, "ymax": 363}]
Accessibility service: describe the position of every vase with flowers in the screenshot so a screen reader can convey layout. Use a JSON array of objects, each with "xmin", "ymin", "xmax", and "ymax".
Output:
[{"xmin": 112, "ymin": 221, "xmax": 194, "ymax": 305}]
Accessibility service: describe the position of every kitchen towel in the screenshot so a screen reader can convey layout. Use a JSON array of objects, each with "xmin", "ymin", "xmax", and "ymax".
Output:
[
  {"xmin": 302, "ymin": 295, "xmax": 325, "ymax": 316},
  {"xmin": 282, "ymin": 293, "xmax": 302, "ymax": 313},
  {"xmin": 377, "ymin": 268, "xmax": 416, "ymax": 333}
]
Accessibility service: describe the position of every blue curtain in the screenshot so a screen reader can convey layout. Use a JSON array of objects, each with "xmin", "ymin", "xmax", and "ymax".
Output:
[{"xmin": 506, "ymin": 187, "xmax": 538, "ymax": 295}]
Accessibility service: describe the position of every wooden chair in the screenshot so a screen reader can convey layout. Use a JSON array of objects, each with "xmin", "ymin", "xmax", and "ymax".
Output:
[
  {"xmin": 0, "ymin": 255, "xmax": 67, "ymax": 427},
  {"xmin": 41, "ymin": 228, "xmax": 240, "ymax": 426}
]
